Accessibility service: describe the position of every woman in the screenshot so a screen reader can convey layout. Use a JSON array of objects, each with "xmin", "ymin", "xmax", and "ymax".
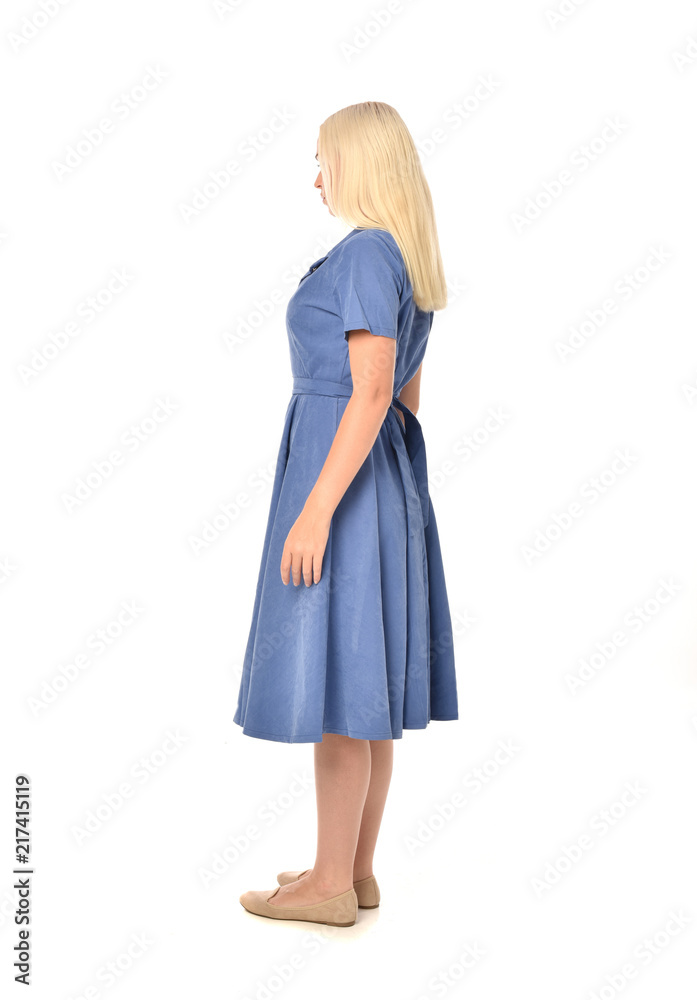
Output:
[{"xmin": 236, "ymin": 101, "xmax": 459, "ymax": 927}]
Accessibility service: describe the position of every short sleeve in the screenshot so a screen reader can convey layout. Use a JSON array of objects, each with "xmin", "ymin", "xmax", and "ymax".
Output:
[{"xmin": 332, "ymin": 232, "xmax": 403, "ymax": 341}]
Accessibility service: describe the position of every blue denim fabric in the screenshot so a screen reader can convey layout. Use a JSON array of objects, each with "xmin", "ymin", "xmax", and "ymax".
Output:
[{"xmin": 233, "ymin": 228, "xmax": 459, "ymax": 742}]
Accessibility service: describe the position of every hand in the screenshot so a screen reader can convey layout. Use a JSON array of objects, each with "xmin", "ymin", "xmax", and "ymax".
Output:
[{"xmin": 280, "ymin": 503, "xmax": 331, "ymax": 587}]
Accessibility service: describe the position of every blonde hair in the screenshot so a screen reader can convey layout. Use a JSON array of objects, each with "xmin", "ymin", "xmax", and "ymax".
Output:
[{"xmin": 318, "ymin": 102, "xmax": 447, "ymax": 312}]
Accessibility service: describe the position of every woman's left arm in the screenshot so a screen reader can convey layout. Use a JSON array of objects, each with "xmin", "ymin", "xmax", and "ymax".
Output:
[{"xmin": 280, "ymin": 329, "xmax": 396, "ymax": 588}]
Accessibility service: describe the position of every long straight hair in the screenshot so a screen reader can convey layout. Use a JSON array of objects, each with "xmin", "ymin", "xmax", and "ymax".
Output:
[{"xmin": 318, "ymin": 102, "xmax": 447, "ymax": 313}]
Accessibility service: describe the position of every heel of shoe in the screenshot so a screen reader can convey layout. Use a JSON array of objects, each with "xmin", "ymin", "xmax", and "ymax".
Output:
[
  {"xmin": 316, "ymin": 888, "xmax": 358, "ymax": 926},
  {"xmin": 354, "ymin": 874, "xmax": 380, "ymax": 909}
]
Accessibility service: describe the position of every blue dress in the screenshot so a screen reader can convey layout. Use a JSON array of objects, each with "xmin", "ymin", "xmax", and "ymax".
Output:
[{"xmin": 233, "ymin": 226, "xmax": 459, "ymax": 743}]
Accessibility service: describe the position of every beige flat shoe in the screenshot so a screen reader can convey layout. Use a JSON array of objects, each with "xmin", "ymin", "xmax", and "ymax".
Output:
[
  {"xmin": 277, "ymin": 869, "xmax": 380, "ymax": 909},
  {"xmin": 239, "ymin": 885, "xmax": 357, "ymax": 927}
]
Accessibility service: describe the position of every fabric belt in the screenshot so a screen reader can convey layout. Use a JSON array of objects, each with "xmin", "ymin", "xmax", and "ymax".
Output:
[{"xmin": 292, "ymin": 375, "xmax": 430, "ymax": 529}]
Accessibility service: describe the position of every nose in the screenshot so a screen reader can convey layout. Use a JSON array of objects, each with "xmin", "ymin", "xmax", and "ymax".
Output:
[{"xmin": 314, "ymin": 170, "xmax": 322, "ymax": 189}]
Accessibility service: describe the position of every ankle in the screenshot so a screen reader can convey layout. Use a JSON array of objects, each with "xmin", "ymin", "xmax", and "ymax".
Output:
[
  {"xmin": 307, "ymin": 873, "xmax": 353, "ymax": 894},
  {"xmin": 352, "ymin": 867, "xmax": 374, "ymax": 882}
]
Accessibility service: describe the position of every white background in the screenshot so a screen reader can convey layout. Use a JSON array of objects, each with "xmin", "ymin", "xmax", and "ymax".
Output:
[{"xmin": 1, "ymin": 0, "xmax": 697, "ymax": 997}]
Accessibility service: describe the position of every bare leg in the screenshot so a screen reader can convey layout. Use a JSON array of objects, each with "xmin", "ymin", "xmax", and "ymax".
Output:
[
  {"xmin": 269, "ymin": 733, "xmax": 371, "ymax": 907},
  {"xmin": 353, "ymin": 738, "xmax": 394, "ymax": 880},
  {"xmin": 270, "ymin": 736, "xmax": 394, "ymax": 906}
]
